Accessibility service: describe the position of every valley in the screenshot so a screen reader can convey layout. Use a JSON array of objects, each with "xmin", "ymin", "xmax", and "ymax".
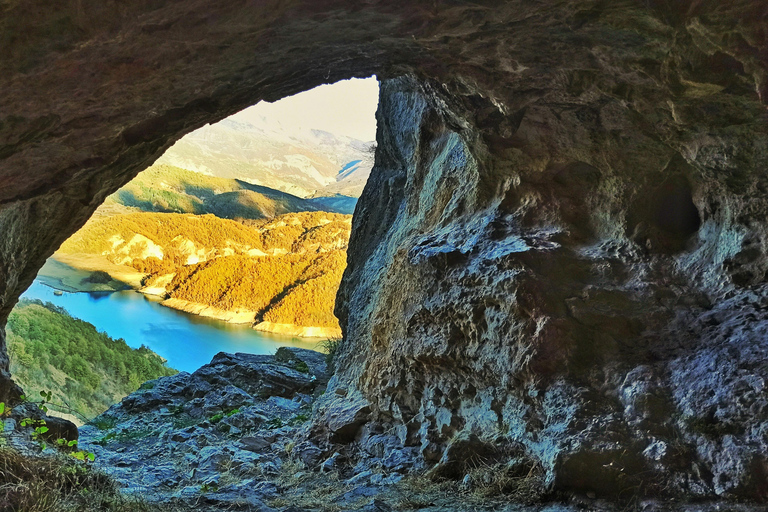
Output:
[
  {"xmin": 2, "ymin": 2, "xmax": 768, "ymax": 510},
  {"xmin": 155, "ymin": 112, "xmax": 374, "ymax": 199},
  {"xmin": 10, "ymin": 113, "xmax": 362, "ymax": 430}
]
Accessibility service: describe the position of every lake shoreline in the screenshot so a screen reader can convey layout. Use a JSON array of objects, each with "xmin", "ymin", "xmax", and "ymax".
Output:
[
  {"xmin": 21, "ymin": 280, "xmax": 322, "ymax": 373},
  {"xmin": 160, "ymin": 297, "xmax": 257, "ymax": 324},
  {"xmin": 253, "ymin": 321, "xmax": 341, "ymax": 339},
  {"xmin": 35, "ymin": 257, "xmax": 341, "ymax": 339}
]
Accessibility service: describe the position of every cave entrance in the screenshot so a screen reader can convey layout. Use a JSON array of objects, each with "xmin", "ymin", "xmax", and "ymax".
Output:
[{"xmin": 11, "ymin": 77, "xmax": 378, "ymax": 425}]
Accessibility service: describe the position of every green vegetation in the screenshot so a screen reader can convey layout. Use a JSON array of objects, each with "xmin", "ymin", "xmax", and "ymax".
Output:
[
  {"xmin": 209, "ymin": 408, "xmax": 240, "ymax": 424},
  {"xmin": 7, "ymin": 300, "xmax": 177, "ymax": 421},
  {"xmin": 92, "ymin": 428, "xmax": 154, "ymax": 447},
  {"xmin": 319, "ymin": 337, "xmax": 342, "ymax": 369},
  {"xmin": 260, "ymin": 250, "xmax": 346, "ymax": 328},
  {"xmin": 59, "ymin": 210, "xmax": 351, "ymax": 331},
  {"xmin": 289, "ymin": 413, "xmax": 310, "ymax": 426},
  {"xmin": 166, "ymin": 250, "xmax": 346, "ymax": 328},
  {"xmin": 58, "ymin": 211, "xmax": 266, "ymax": 265}
]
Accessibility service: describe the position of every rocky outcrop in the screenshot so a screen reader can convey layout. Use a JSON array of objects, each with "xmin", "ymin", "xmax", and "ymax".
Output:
[
  {"xmin": 2, "ymin": 0, "xmax": 768, "ymax": 506},
  {"xmin": 328, "ymin": 52, "xmax": 768, "ymax": 505},
  {"xmin": 79, "ymin": 348, "xmax": 329, "ymax": 507}
]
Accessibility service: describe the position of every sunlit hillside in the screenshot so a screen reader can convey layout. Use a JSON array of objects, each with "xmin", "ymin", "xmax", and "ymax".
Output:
[
  {"xmin": 102, "ymin": 164, "xmax": 322, "ymax": 219},
  {"xmin": 51, "ymin": 211, "xmax": 351, "ymax": 336},
  {"xmin": 59, "ymin": 212, "xmax": 266, "ymax": 268}
]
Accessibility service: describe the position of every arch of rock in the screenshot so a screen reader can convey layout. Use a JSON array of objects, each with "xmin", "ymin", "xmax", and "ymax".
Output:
[{"xmin": 2, "ymin": 0, "xmax": 768, "ymax": 501}]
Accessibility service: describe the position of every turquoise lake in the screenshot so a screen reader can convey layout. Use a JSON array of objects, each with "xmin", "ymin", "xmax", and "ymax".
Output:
[{"xmin": 20, "ymin": 280, "xmax": 320, "ymax": 373}]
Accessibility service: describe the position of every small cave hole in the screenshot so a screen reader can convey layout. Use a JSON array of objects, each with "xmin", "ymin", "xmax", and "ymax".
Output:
[
  {"xmin": 652, "ymin": 175, "xmax": 701, "ymax": 238},
  {"xmin": 630, "ymin": 173, "xmax": 701, "ymax": 254}
]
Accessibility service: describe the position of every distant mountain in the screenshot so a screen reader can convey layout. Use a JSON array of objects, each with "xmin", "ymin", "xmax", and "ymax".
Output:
[
  {"xmin": 155, "ymin": 115, "xmax": 373, "ymax": 199},
  {"xmin": 103, "ymin": 164, "xmax": 333, "ymax": 220}
]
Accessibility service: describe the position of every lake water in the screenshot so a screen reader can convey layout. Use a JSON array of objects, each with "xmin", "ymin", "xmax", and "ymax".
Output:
[{"xmin": 20, "ymin": 280, "xmax": 322, "ymax": 373}]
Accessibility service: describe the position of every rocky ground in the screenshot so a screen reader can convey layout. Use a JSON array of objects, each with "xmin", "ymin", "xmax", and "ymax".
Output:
[{"xmin": 56, "ymin": 348, "xmax": 764, "ymax": 511}]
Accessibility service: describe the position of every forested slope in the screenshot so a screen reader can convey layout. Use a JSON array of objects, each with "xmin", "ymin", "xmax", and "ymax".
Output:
[
  {"xmin": 103, "ymin": 164, "xmax": 321, "ymax": 219},
  {"xmin": 7, "ymin": 300, "xmax": 177, "ymax": 421}
]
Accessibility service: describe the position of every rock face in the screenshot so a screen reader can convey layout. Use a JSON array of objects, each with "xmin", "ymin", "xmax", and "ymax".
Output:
[
  {"xmin": 330, "ymin": 57, "xmax": 768, "ymax": 504},
  {"xmin": 2, "ymin": 0, "xmax": 768, "ymax": 505},
  {"xmin": 79, "ymin": 348, "xmax": 328, "ymax": 507}
]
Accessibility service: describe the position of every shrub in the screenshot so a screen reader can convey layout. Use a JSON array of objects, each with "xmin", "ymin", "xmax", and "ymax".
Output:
[{"xmin": 319, "ymin": 337, "xmax": 342, "ymax": 370}]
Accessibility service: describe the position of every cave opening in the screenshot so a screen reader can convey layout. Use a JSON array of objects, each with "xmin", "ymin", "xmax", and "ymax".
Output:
[{"xmin": 11, "ymin": 76, "xmax": 379, "ymax": 426}]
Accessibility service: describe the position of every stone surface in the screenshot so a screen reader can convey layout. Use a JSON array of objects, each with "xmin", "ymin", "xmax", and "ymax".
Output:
[
  {"xmin": 1, "ymin": 0, "xmax": 768, "ymax": 507},
  {"xmin": 328, "ymin": 29, "xmax": 768, "ymax": 504},
  {"xmin": 79, "ymin": 350, "xmax": 328, "ymax": 507}
]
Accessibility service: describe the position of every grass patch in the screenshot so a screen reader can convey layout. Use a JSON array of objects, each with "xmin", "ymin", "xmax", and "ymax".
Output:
[
  {"xmin": 0, "ymin": 446, "xmax": 176, "ymax": 511},
  {"xmin": 390, "ymin": 463, "xmax": 546, "ymax": 511},
  {"xmin": 289, "ymin": 413, "xmax": 310, "ymax": 426},
  {"xmin": 88, "ymin": 415, "xmax": 119, "ymax": 431},
  {"xmin": 267, "ymin": 460, "xmax": 361, "ymax": 512},
  {"xmin": 319, "ymin": 337, "xmax": 341, "ymax": 369},
  {"xmin": 138, "ymin": 381, "xmax": 155, "ymax": 391},
  {"xmin": 169, "ymin": 413, "xmax": 199, "ymax": 430},
  {"xmin": 466, "ymin": 460, "xmax": 545, "ymax": 504},
  {"xmin": 210, "ymin": 408, "xmax": 241, "ymax": 425}
]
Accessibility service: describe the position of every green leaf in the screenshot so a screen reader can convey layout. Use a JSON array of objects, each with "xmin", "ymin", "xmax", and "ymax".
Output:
[
  {"xmin": 0, "ymin": 403, "xmax": 6, "ymax": 415},
  {"xmin": 86, "ymin": 452, "xmax": 95, "ymax": 462},
  {"xmin": 40, "ymin": 442, "xmax": 46, "ymax": 451},
  {"xmin": 72, "ymin": 452, "xmax": 85, "ymax": 461},
  {"xmin": 40, "ymin": 405, "xmax": 48, "ymax": 413},
  {"xmin": 57, "ymin": 439, "xmax": 66, "ymax": 445},
  {"xmin": 37, "ymin": 426, "xmax": 49, "ymax": 434},
  {"xmin": 67, "ymin": 440, "xmax": 78, "ymax": 447}
]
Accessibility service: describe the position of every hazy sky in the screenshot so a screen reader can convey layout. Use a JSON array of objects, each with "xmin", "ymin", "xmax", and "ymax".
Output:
[{"xmin": 232, "ymin": 77, "xmax": 379, "ymax": 142}]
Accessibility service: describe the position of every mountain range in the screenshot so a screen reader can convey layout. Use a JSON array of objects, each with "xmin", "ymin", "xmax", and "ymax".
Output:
[{"xmin": 155, "ymin": 113, "xmax": 374, "ymax": 199}]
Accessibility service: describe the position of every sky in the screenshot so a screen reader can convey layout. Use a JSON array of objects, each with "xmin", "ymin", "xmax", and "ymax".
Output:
[{"xmin": 231, "ymin": 76, "xmax": 380, "ymax": 142}]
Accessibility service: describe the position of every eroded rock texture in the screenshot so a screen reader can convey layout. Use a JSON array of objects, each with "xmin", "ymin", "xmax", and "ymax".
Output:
[
  {"xmin": 2, "ymin": 0, "xmax": 768, "ymax": 504},
  {"xmin": 330, "ymin": 15, "xmax": 768, "ymax": 506}
]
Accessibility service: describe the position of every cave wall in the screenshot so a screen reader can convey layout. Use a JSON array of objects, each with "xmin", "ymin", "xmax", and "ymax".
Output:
[
  {"xmin": 2, "ymin": 0, "xmax": 768, "ymax": 501},
  {"xmin": 329, "ymin": 8, "xmax": 768, "ymax": 501}
]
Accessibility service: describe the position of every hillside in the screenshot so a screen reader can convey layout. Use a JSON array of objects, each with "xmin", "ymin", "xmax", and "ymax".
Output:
[
  {"xmin": 58, "ymin": 211, "xmax": 267, "ymax": 267},
  {"xmin": 103, "ymin": 164, "xmax": 322, "ymax": 219},
  {"xmin": 6, "ymin": 299, "xmax": 177, "ymax": 422},
  {"xmin": 155, "ymin": 117, "xmax": 372, "ymax": 199},
  {"xmin": 51, "ymin": 211, "xmax": 351, "ymax": 336}
]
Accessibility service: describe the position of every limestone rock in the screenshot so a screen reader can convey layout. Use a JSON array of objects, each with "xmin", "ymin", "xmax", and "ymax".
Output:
[{"xmin": 79, "ymin": 350, "xmax": 327, "ymax": 507}]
